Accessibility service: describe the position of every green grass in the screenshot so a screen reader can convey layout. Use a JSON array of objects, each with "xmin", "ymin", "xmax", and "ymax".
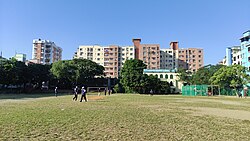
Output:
[{"xmin": 1, "ymin": 94, "xmax": 250, "ymax": 140}]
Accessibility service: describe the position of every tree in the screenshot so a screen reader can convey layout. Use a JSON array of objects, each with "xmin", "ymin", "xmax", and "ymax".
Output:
[
  {"xmin": 191, "ymin": 64, "xmax": 224, "ymax": 85},
  {"xmin": 177, "ymin": 68, "xmax": 192, "ymax": 85},
  {"xmin": 26, "ymin": 63, "xmax": 52, "ymax": 88},
  {"xmin": 51, "ymin": 59, "xmax": 104, "ymax": 88},
  {"xmin": 210, "ymin": 65, "xmax": 250, "ymax": 90},
  {"xmin": 72, "ymin": 59, "xmax": 104, "ymax": 84},
  {"xmin": 120, "ymin": 59, "xmax": 147, "ymax": 93}
]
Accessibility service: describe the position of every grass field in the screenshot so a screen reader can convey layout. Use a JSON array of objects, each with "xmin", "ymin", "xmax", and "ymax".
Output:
[{"xmin": 1, "ymin": 94, "xmax": 250, "ymax": 140}]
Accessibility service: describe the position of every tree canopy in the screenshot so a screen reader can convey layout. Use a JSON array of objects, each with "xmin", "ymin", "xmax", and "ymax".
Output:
[
  {"xmin": 51, "ymin": 59, "xmax": 104, "ymax": 87},
  {"xmin": 120, "ymin": 59, "xmax": 170, "ymax": 94},
  {"xmin": 210, "ymin": 65, "xmax": 250, "ymax": 89}
]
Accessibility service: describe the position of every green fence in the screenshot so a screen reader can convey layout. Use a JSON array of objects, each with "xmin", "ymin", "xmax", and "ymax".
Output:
[
  {"xmin": 182, "ymin": 85, "xmax": 209, "ymax": 96},
  {"xmin": 182, "ymin": 85, "xmax": 250, "ymax": 96}
]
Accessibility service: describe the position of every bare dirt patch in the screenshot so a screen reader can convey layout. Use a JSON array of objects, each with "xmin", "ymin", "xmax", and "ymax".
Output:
[
  {"xmin": 88, "ymin": 96, "xmax": 105, "ymax": 101},
  {"xmin": 182, "ymin": 107, "xmax": 250, "ymax": 120}
]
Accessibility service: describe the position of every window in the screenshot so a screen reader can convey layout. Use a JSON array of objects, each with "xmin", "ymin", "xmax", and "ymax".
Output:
[
  {"xmin": 160, "ymin": 74, "xmax": 163, "ymax": 78},
  {"xmin": 165, "ymin": 74, "xmax": 168, "ymax": 79},
  {"xmin": 130, "ymin": 53, "xmax": 133, "ymax": 56},
  {"xmin": 97, "ymin": 53, "xmax": 100, "ymax": 56},
  {"xmin": 130, "ymin": 48, "xmax": 133, "ymax": 51},
  {"xmin": 199, "ymin": 55, "xmax": 201, "ymax": 58},
  {"xmin": 170, "ymin": 74, "xmax": 173, "ymax": 79},
  {"xmin": 155, "ymin": 74, "xmax": 158, "ymax": 78},
  {"xmin": 97, "ymin": 58, "xmax": 100, "ymax": 60}
]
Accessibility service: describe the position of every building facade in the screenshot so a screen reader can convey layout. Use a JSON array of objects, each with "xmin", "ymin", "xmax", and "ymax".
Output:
[
  {"xmin": 14, "ymin": 53, "xmax": 26, "ymax": 62},
  {"xmin": 224, "ymin": 46, "xmax": 241, "ymax": 66},
  {"xmin": 241, "ymin": 30, "xmax": 250, "ymax": 72},
  {"xmin": 160, "ymin": 41, "xmax": 204, "ymax": 72},
  {"xmin": 74, "ymin": 45, "xmax": 135, "ymax": 78},
  {"xmin": 133, "ymin": 39, "xmax": 160, "ymax": 69},
  {"xmin": 160, "ymin": 42, "xmax": 179, "ymax": 70},
  {"xmin": 32, "ymin": 39, "xmax": 62, "ymax": 65},
  {"xmin": 143, "ymin": 69, "xmax": 183, "ymax": 93},
  {"xmin": 178, "ymin": 48, "xmax": 204, "ymax": 72}
]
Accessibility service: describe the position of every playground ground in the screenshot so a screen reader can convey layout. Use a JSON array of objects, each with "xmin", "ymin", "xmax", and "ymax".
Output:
[{"xmin": 1, "ymin": 94, "xmax": 250, "ymax": 140}]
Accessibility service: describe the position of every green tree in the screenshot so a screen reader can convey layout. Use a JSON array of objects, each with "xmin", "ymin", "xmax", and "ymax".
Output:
[
  {"xmin": 72, "ymin": 59, "xmax": 104, "ymax": 84},
  {"xmin": 51, "ymin": 59, "xmax": 104, "ymax": 87},
  {"xmin": 210, "ymin": 65, "xmax": 250, "ymax": 90},
  {"xmin": 177, "ymin": 68, "xmax": 192, "ymax": 85},
  {"xmin": 191, "ymin": 64, "xmax": 224, "ymax": 85},
  {"xmin": 27, "ymin": 63, "xmax": 52, "ymax": 88},
  {"xmin": 120, "ymin": 59, "xmax": 147, "ymax": 93}
]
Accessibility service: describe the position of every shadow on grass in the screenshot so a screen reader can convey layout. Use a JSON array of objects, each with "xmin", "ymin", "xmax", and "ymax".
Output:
[{"xmin": 0, "ymin": 93, "xmax": 70, "ymax": 100}]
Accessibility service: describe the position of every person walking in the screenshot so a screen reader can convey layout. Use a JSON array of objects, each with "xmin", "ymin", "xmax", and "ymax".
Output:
[
  {"xmin": 150, "ymin": 89, "xmax": 153, "ymax": 96},
  {"xmin": 73, "ymin": 86, "xmax": 78, "ymax": 101},
  {"xmin": 55, "ymin": 87, "xmax": 58, "ymax": 97},
  {"xmin": 104, "ymin": 87, "xmax": 107, "ymax": 96},
  {"xmin": 80, "ymin": 86, "xmax": 87, "ymax": 102},
  {"xmin": 98, "ymin": 87, "xmax": 101, "ymax": 96}
]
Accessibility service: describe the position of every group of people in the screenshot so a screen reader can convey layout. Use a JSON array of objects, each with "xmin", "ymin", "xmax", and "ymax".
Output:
[
  {"xmin": 72, "ymin": 86, "xmax": 87, "ymax": 102},
  {"xmin": 98, "ymin": 87, "xmax": 112, "ymax": 96},
  {"xmin": 54, "ymin": 86, "xmax": 113, "ymax": 102}
]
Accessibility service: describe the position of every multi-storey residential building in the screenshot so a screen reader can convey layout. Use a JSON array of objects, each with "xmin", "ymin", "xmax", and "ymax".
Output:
[
  {"xmin": 14, "ymin": 53, "xmax": 26, "ymax": 62},
  {"xmin": 160, "ymin": 42, "xmax": 179, "ymax": 70},
  {"xmin": 133, "ymin": 39, "xmax": 160, "ymax": 69},
  {"xmin": 74, "ymin": 45, "xmax": 135, "ymax": 78},
  {"xmin": 224, "ymin": 46, "xmax": 241, "ymax": 66},
  {"xmin": 241, "ymin": 30, "xmax": 250, "ymax": 72},
  {"xmin": 178, "ymin": 48, "xmax": 204, "ymax": 72},
  {"xmin": 32, "ymin": 39, "xmax": 62, "ymax": 65},
  {"xmin": 160, "ymin": 41, "xmax": 203, "ymax": 72}
]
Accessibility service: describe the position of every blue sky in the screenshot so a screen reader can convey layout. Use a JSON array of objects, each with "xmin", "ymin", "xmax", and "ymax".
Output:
[{"xmin": 0, "ymin": 0, "xmax": 249, "ymax": 65}]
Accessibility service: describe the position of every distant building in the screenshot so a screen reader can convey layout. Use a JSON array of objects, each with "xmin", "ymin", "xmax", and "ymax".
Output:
[
  {"xmin": 133, "ymin": 39, "xmax": 160, "ymax": 69},
  {"xmin": 160, "ymin": 41, "xmax": 204, "ymax": 72},
  {"xmin": 14, "ymin": 53, "xmax": 26, "ymax": 62},
  {"xmin": 74, "ymin": 45, "xmax": 135, "ymax": 78},
  {"xmin": 74, "ymin": 39, "xmax": 204, "ymax": 78},
  {"xmin": 241, "ymin": 30, "xmax": 250, "ymax": 72},
  {"xmin": 224, "ymin": 46, "xmax": 241, "ymax": 66},
  {"xmin": 32, "ymin": 39, "xmax": 62, "ymax": 65},
  {"xmin": 143, "ymin": 69, "xmax": 183, "ymax": 93},
  {"xmin": 160, "ymin": 42, "xmax": 179, "ymax": 70}
]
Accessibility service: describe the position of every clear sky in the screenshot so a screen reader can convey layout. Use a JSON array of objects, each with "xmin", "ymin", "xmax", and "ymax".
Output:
[{"xmin": 0, "ymin": 0, "xmax": 249, "ymax": 65}]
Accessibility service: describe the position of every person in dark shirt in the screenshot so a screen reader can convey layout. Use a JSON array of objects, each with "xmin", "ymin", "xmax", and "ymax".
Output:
[
  {"xmin": 73, "ymin": 86, "xmax": 78, "ymax": 101},
  {"xmin": 80, "ymin": 86, "xmax": 87, "ymax": 102}
]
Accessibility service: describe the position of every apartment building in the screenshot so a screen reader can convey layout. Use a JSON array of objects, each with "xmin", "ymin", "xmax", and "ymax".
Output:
[
  {"xmin": 74, "ymin": 45, "xmax": 135, "ymax": 78},
  {"xmin": 160, "ymin": 41, "xmax": 203, "ymax": 72},
  {"xmin": 32, "ymin": 39, "xmax": 62, "ymax": 65},
  {"xmin": 133, "ymin": 39, "xmax": 160, "ymax": 69},
  {"xmin": 178, "ymin": 48, "xmax": 204, "ymax": 72},
  {"xmin": 14, "ymin": 53, "xmax": 26, "ymax": 62},
  {"xmin": 223, "ymin": 46, "xmax": 241, "ymax": 66},
  {"xmin": 160, "ymin": 42, "xmax": 179, "ymax": 70},
  {"xmin": 241, "ymin": 30, "xmax": 250, "ymax": 72}
]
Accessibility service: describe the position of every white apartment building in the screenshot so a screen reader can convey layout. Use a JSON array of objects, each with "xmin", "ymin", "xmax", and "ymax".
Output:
[
  {"xmin": 160, "ymin": 42, "xmax": 204, "ymax": 72},
  {"xmin": 32, "ymin": 39, "xmax": 62, "ymax": 65},
  {"xmin": 74, "ymin": 45, "xmax": 135, "ymax": 78},
  {"xmin": 160, "ymin": 48, "xmax": 178, "ymax": 70},
  {"xmin": 224, "ymin": 46, "xmax": 241, "ymax": 66}
]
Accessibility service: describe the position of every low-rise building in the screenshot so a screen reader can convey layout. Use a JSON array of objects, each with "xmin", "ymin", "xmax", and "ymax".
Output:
[
  {"xmin": 14, "ymin": 53, "xmax": 26, "ymax": 62},
  {"xmin": 143, "ymin": 69, "xmax": 183, "ymax": 93}
]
